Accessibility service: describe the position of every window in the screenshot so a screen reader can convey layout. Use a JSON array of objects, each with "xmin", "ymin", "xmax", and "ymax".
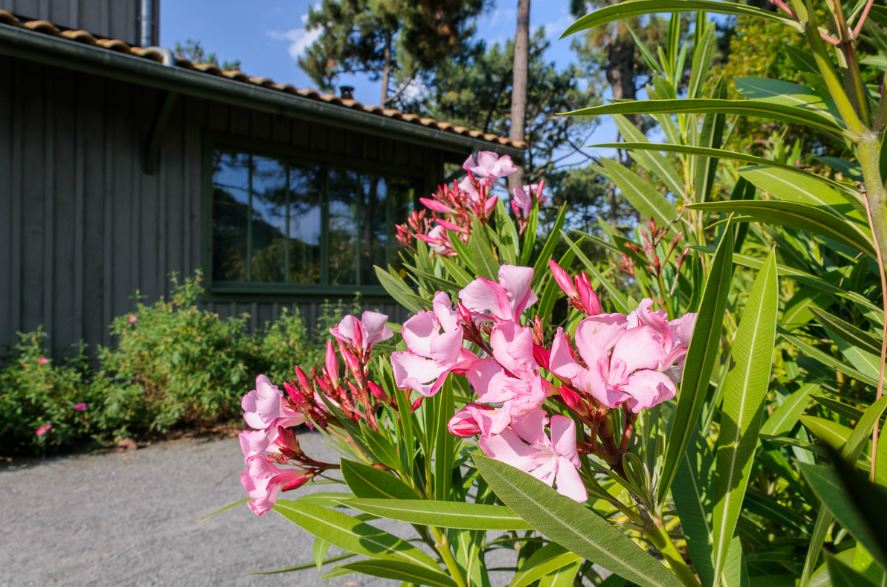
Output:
[{"xmin": 210, "ymin": 148, "xmax": 414, "ymax": 291}]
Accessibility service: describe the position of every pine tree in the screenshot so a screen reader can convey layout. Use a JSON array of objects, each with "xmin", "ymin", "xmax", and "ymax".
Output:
[{"xmin": 298, "ymin": 0, "xmax": 487, "ymax": 105}]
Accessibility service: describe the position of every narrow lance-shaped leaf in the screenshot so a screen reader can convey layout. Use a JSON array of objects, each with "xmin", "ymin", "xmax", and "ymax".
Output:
[
  {"xmin": 689, "ymin": 200, "xmax": 876, "ymax": 257},
  {"xmin": 567, "ymin": 99, "xmax": 844, "ymax": 141},
  {"xmin": 344, "ymin": 499, "xmax": 534, "ymax": 531},
  {"xmin": 273, "ymin": 500, "xmax": 441, "ymax": 571},
  {"xmin": 473, "ymin": 454, "xmax": 682, "ymax": 587},
  {"xmin": 659, "ymin": 223, "xmax": 734, "ymax": 502},
  {"xmin": 711, "ymin": 249, "xmax": 779, "ymax": 582},
  {"xmin": 599, "ymin": 158, "xmax": 677, "ymax": 229},
  {"xmin": 324, "ymin": 560, "xmax": 457, "ymax": 587},
  {"xmin": 562, "ymin": 0, "xmax": 801, "ymax": 38}
]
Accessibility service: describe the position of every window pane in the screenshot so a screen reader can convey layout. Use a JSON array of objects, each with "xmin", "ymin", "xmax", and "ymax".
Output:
[
  {"xmin": 327, "ymin": 169, "xmax": 361, "ymax": 285},
  {"xmin": 288, "ymin": 163, "xmax": 323, "ymax": 284},
  {"xmin": 212, "ymin": 152, "xmax": 250, "ymax": 282},
  {"xmin": 359, "ymin": 177, "xmax": 414, "ymax": 285},
  {"xmin": 250, "ymin": 156, "xmax": 288, "ymax": 283}
]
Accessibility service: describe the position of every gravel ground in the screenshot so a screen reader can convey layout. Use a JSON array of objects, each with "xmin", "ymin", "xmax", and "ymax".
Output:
[{"xmin": 0, "ymin": 434, "xmax": 399, "ymax": 587}]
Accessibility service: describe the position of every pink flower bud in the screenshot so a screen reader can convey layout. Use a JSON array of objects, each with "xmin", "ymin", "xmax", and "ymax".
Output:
[
  {"xmin": 420, "ymin": 197, "xmax": 454, "ymax": 214},
  {"xmin": 549, "ymin": 260, "xmax": 577, "ymax": 298},
  {"xmin": 128, "ymin": 314, "xmax": 138, "ymax": 324},
  {"xmin": 367, "ymin": 381, "xmax": 387, "ymax": 402},
  {"xmin": 324, "ymin": 340, "xmax": 339, "ymax": 387},
  {"xmin": 575, "ymin": 274, "xmax": 603, "ymax": 316},
  {"xmin": 73, "ymin": 402, "xmax": 87, "ymax": 412},
  {"xmin": 35, "ymin": 424, "xmax": 52, "ymax": 436}
]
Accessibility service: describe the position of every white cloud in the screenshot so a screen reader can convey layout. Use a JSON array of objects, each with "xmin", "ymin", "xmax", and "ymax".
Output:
[
  {"xmin": 267, "ymin": 3, "xmax": 322, "ymax": 62},
  {"xmin": 543, "ymin": 14, "xmax": 575, "ymax": 39}
]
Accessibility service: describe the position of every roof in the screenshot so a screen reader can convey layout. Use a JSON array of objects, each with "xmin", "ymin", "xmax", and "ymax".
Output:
[{"xmin": 0, "ymin": 9, "xmax": 525, "ymax": 151}]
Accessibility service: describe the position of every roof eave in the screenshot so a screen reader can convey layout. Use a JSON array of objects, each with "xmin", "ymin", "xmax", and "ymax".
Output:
[{"xmin": 0, "ymin": 24, "xmax": 525, "ymax": 159}]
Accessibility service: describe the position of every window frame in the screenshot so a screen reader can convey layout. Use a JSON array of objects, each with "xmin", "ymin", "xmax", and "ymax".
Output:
[{"xmin": 202, "ymin": 132, "xmax": 422, "ymax": 297}]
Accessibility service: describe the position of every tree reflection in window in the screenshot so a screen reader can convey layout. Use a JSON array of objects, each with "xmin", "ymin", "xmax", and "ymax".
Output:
[{"xmin": 211, "ymin": 149, "xmax": 413, "ymax": 288}]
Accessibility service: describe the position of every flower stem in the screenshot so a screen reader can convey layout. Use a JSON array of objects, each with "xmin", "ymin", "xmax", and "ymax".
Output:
[
  {"xmin": 646, "ymin": 516, "xmax": 700, "ymax": 587},
  {"xmin": 430, "ymin": 526, "xmax": 467, "ymax": 587}
]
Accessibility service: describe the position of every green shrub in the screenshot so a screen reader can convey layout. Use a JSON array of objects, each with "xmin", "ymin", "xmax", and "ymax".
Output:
[
  {"xmin": 95, "ymin": 272, "xmax": 255, "ymax": 436},
  {"xmin": 0, "ymin": 272, "xmax": 362, "ymax": 454},
  {"xmin": 0, "ymin": 329, "xmax": 99, "ymax": 455}
]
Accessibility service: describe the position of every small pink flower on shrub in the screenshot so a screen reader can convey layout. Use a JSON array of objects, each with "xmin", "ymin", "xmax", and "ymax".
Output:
[
  {"xmin": 37, "ymin": 356, "xmax": 48, "ymax": 365},
  {"xmin": 73, "ymin": 402, "xmax": 88, "ymax": 412},
  {"xmin": 128, "ymin": 314, "xmax": 138, "ymax": 324},
  {"xmin": 35, "ymin": 424, "xmax": 52, "ymax": 436}
]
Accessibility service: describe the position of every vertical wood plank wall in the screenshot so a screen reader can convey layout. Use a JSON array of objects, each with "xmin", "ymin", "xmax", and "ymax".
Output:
[
  {"xmin": 0, "ymin": 0, "xmax": 149, "ymax": 47},
  {"xmin": 0, "ymin": 56, "xmax": 447, "ymax": 356}
]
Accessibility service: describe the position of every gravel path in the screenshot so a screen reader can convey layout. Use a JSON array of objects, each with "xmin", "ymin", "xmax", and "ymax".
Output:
[{"xmin": 0, "ymin": 434, "xmax": 394, "ymax": 587}]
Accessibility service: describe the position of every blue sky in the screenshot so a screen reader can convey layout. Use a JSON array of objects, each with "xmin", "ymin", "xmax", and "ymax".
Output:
[{"xmin": 160, "ymin": 0, "xmax": 579, "ymax": 104}]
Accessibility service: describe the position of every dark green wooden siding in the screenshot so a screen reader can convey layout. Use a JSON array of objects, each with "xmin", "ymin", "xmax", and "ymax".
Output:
[{"xmin": 0, "ymin": 54, "xmax": 447, "ymax": 355}]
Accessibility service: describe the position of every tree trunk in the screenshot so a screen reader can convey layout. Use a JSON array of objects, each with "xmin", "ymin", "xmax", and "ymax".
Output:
[
  {"xmin": 508, "ymin": 0, "xmax": 530, "ymax": 191},
  {"xmin": 381, "ymin": 30, "xmax": 392, "ymax": 105},
  {"xmin": 606, "ymin": 23, "xmax": 640, "ymax": 128}
]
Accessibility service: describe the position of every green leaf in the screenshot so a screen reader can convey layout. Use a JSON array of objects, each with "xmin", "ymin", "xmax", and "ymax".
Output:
[
  {"xmin": 592, "ymin": 143, "xmax": 860, "ymax": 202},
  {"xmin": 433, "ymin": 380, "xmax": 455, "ymax": 499},
  {"xmin": 800, "ymin": 462, "xmax": 887, "ymax": 569},
  {"xmin": 689, "ymin": 200, "xmax": 876, "ymax": 257},
  {"xmin": 734, "ymin": 78, "xmax": 841, "ymax": 125},
  {"xmin": 599, "ymin": 158, "xmax": 676, "ymax": 228},
  {"xmin": 375, "ymin": 266, "xmax": 427, "ymax": 313},
  {"xmin": 612, "ymin": 115, "xmax": 684, "ymax": 197},
  {"xmin": 249, "ymin": 553, "xmax": 355, "ymax": 575},
  {"xmin": 324, "ymin": 559, "xmax": 457, "ymax": 587},
  {"xmin": 672, "ymin": 435, "xmax": 716, "ymax": 587},
  {"xmin": 826, "ymin": 554, "xmax": 879, "ymax": 587},
  {"xmin": 562, "ymin": 1, "xmax": 800, "ymax": 38},
  {"xmin": 468, "ymin": 217, "xmax": 501, "ymax": 280},
  {"xmin": 473, "ymin": 454, "xmax": 682, "ymax": 587},
  {"xmin": 345, "ymin": 499, "xmax": 534, "ymax": 531},
  {"xmin": 810, "ymin": 307, "xmax": 882, "ymax": 357},
  {"xmin": 660, "ymin": 223, "xmax": 734, "ymax": 502},
  {"xmin": 782, "ymin": 333, "xmax": 877, "ymax": 387},
  {"xmin": 711, "ymin": 249, "xmax": 779, "ymax": 582},
  {"xmin": 761, "ymin": 384, "xmax": 816, "ymax": 436},
  {"xmin": 567, "ymin": 99, "xmax": 844, "ymax": 140},
  {"xmin": 532, "ymin": 204, "xmax": 567, "ymax": 288},
  {"xmin": 511, "ymin": 544, "xmax": 582, "ymax": 587},
  {"xmin": 341, "ymin": 459, "xmax": 421, "ymax": 500},
  {"xmin": 800, "ymin": 416, "xmax": 852, "ymax": 451},
  {"xmin": 738, "ymin": 165, "xmax": 866, "ymax": 223},
  {"xmin": 273, "ymin": 500, "xmax": 441, "ymax": 571}
]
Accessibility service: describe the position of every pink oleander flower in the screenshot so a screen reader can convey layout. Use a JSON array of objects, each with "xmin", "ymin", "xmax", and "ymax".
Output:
[
  {"xmin": 479, "ymin": 410, "xmax": 587, "ymax": 502},
  {"xmin": 391, "ymin": 292, "xmax": 475, "ymax": 397},
  {"xmin": 549, "ymin": 300, "xmax": 697, "ymax": 413},
  {"xmin": 35, "ymin": 424, "xmax": 52, "ymax": 436},
  {"xmin": 242, "ymin": 375, "xmax": 305, "ymax": 432},
  {"xmin": 549, "ymin": 260, "xmax": 603, "ymax": 316},
  {"xmin": 240, "ymin": 455, "xmax": 312, "ymax": 516},
  {"xmin": 459, "ymin": 265, "xmax": 537, "ymax": 323},
  {"xmin": 37, "ymin": 356, "xmax": 48, "ymax": 365},
  {"xmin": 329, "ymin": 311, "xmax": 393, "ymax": 352},
  {"xmin": 128, "ymin": 314, "xmax": 138, "ymax": 324},
  {"xmin": 462, "ymin": 151, "xmax": 518, "ymax": 182},
  {"xmin": 73, "ymin": 402, "xmax": 87, "ymax": 412},
  {"xmin": 449, "ymin": 356, "xmax": 547, "ymax": 437},
  {"xmin": 511, "ymin": 181, "xmax": 545, "ymax": 222}
]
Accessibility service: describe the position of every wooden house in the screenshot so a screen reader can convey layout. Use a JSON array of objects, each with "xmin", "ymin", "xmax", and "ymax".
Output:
[{"xmin": 0, "ymin": 0, "xmax": 523, "ymax": 354}]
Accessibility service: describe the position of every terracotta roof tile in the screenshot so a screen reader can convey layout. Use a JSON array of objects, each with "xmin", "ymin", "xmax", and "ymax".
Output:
[{"xmin": 0, "ymin": 9, "xmax": 526, "ymax": 150}]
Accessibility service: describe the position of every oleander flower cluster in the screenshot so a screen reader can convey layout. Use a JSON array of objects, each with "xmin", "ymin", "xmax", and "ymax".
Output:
[
  {"xmin": 238, "ymin": 311, "xmax": 393, "ymax": 515},
  {"xmin": 396, "ymin": 151, "xmax": 544, "ymax": 254},
  {"xmin": 391, "ymin": 262, "xmax": 696, "ymax": 502}
]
